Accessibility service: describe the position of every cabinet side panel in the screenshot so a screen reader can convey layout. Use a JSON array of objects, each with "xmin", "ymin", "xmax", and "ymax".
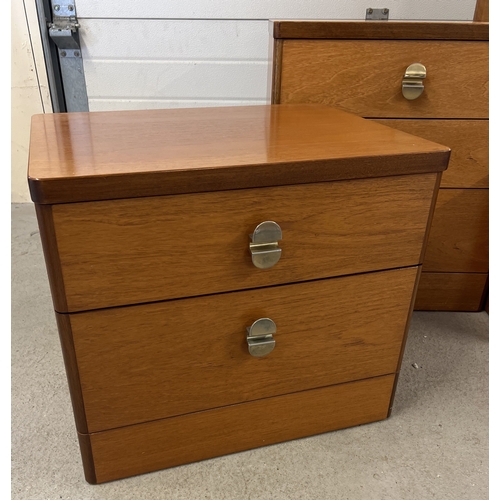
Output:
[
  {"xmin": 34, "ymin": 204, "xmax": 68, "ymax": 311},
  {"xmin": 55, "ymin": 313, "xmax": 89, "ymax": 434}
]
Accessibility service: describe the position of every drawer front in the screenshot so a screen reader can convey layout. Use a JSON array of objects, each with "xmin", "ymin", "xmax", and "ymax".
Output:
[
  {"xmin": 374, "ymin": 120, "xmax": 488, "ymax": 188},
  {"xmin": 279, "ymin": 40, "xmax": 488, "ymax": 119},
  {"xmin": 415, "ymin": 272, "xmax": 488, "ymax": 311},
  {"xmin": 52, "ymin": 174, "xmax": 436, "ymax": 312},
  {"xmin": 423, "ymin": 189, "xmax": 488, "ymax": 272},
  {"xmin": 81, "ymin": 374, "xmax": 395, "ymax": 483},
  {"xmin": 68, "ymin": 267, "xmax": 417, "ymax": 432}
]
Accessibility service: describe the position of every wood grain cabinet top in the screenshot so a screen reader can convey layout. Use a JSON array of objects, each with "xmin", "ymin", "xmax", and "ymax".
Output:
[{"xmin": 28, "ymin": 104, "xmax": 449, "ymax": 204}]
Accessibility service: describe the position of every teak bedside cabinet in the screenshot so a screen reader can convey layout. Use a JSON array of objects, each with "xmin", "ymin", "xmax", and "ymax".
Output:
[{"xmin": 28, "ymin": 104, "xmax": 450, "ymax": 483}]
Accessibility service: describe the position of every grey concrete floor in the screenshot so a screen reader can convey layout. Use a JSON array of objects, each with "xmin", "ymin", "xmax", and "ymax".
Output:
[{"xmin": 11, "ymin": 202, "xmax": 488, "ymax": 499}]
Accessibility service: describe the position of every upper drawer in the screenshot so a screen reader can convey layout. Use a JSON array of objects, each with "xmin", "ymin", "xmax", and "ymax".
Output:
[
  {"xmin": 279, "ymin": 40, "xmax": 488, "ymax": 119},
  {"xmin": 48, "ymin": 173, "xmax": 437, "ymax": 312},
  {"xmin": 66, "ymin": 266, "xmax": 417, "ymax": 433}
]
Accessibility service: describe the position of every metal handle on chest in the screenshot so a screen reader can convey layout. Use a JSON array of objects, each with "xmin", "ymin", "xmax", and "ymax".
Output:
[
  {"xmin": 246, "ymin": 318, "xmax": 276, "ymax": 357},
  {"xmin": 402, "ymin": 63, "xmax": 426, "ymax": 100},
  {"xmin": 249, "ymin": 221, "xmax": 282, "ymax": 269}
]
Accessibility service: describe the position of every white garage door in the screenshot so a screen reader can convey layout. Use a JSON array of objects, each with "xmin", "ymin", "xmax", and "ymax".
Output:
[{"xmin": 70, "ymin": 0, "xmax": 478, "ymax": 111}]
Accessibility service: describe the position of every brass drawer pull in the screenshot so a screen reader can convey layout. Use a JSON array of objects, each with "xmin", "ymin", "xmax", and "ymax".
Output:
[
  {"xmin": 246, "ymin": 318, "xmax": 276, "ymax": 357},
  {"xmin": 249, "ymin": 221, "xmax": 282, "ymax": 269},
  {"xmin": 402, "ymin": 63, "xmax": 426, "ymax": 100}
]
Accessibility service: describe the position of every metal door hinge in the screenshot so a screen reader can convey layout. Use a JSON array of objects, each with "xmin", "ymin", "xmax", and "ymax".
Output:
[
  {"xmin": 365, "ymin": 8, "xmax": 389, "ymax": 20},
  {"xmin": 48, "ymin": 2, "xmax": 81, "ymax": 53},
  {"xmin": 47, "ymin": 1, "xmax": 88, "ymax": 112}
]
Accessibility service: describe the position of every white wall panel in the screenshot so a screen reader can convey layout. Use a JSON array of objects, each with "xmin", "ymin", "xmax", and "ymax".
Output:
[
  {"xmin": 81, "ymin": 20, "xmax": 269, "ymax": 112},
  {"xmin": 88, "ymin": 98, "xmax": 267, "ymax": 112},
  {"xmin": 85, "ymin": 60, "xmax": 267, "ymax": 98},
  {"xmin": 76, "ymin": 0, "xmax": 476, "ymax": 21},
  {"xmin": 80, "ymin": 19, "xmax": 269, "ymax": 59}
]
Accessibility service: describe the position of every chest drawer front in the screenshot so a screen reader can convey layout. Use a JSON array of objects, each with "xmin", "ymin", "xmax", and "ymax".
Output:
[
  {"xmin": 85, "ymin": 374, "xmax": 395, "ymax": 483},
  {"xmin": 415, "ymin": 272, "xmax": 488, "ymax": 312},
  {"xmin": 52, "ymin": 174, "xmax": 436, "ymax": 312},
  {"xmin": 423, "ymin": 189, "xmax": 489, "ymax": 273},
  {"xmin": 373, "ymin": 119, "xmax": 488, "ymax": 188},
  {"xmin": 279, "ymin": 40, "xmax": 488, "ymax": 119},
  {"xmin": 68, "ymin": 266, "xmax": 417, "ymax": 433}
]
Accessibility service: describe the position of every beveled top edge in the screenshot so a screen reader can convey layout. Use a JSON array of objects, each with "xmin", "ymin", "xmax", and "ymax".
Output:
[
  {"xmin": 271, "ymin": 20, "xmax": 489, "ymax": 41},
  {"xmin": 28, "ymin": 104, "xmax": 450, "ymax": 204}
]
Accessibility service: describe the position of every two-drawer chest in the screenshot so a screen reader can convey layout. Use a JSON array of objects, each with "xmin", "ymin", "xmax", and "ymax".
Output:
[
  {"xmin": 28, "ymin": 104, "xmax": 449, "ymax": 483},
  {"xmin": 269, "ymin": 21, "xmax": 489, "ymax": 311}
]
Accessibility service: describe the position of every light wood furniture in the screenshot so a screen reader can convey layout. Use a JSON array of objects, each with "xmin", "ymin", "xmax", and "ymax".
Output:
[
  {"xmin": 474, "ymin": 0, "xmax": 489, "ymax": 22},
  {"xmin": 29, "ymin": 104, "xmax": 449, "ymax": 483},
  {"xmin": 269, "ymin": 21, "xmax": 489, "ymax": 311}
]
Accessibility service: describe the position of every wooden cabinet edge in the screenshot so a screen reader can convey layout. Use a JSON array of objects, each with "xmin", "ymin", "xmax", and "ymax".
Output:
[
  {"xmin": 474, "ymin": 0, "xmax": 489, "ymax": 22},
  {"xmin": 32, "ymin": 158, "xmax": 449, "ymax": 206},
  {"xmin": 388, "ymin": 265, "xmax": 423, "ymax": 416},
  {"xmin": 56, "ymin": 313, "xmax": 89, "ymax": 433},
  {"xmin": 268, "ymin": 31, "xmax": 283, "ymax": 104},
  {"xmin": 271, "ymin": 20, "xmax": 488, "ymax": 41},
  {"xmin": 419, "ymin": 173, "xmax": 443, "ymax": 265},
  {"xmin": 77, "ymin": 432, "xmax": 97, "ymax": 485},
  {"xmin": 34, "ymin": 204, "xmax": 68, "ymax": 311},
  {"xmin": 481, "ymin": 275, "xmax": 489, "ymax": 313}
]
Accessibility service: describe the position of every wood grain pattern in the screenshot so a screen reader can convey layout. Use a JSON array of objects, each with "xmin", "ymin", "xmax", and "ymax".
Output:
[
  {"xmin": 268, "ymin": 36, "xmax": 283, "ymax": 104},
  {"xmin": 474, "ymin": 0, "xmax": 489, "ymax": 22},
  {"xmin": 77, "ymin": 433, "xmax": 96, "ymax": 484},
  {"xmin": 68, "ymin": 267, "xmax": 416, "ymax": 432},
  {"xmin": 414, "ymin": 272, "xmax": 488, "ymax": 311},
  {"xmin": 422, "ymin": 189, "xmax": 489, "ymax": 273},
  {"xmin": 272, "ymin": 21, "xmax": 489, "ymax": 41},
  {"xmin": 28, "ymin": 105, "xmax": 449, "ymax": 204},
  {"xmin": 280, "ymin": 40, "xmax": 488, "ymax": 119},
  {"xmin": 84, "ymin": 374, "xmax": 394, "ymax": 483},
  {"xmin": 33, "ymin": 204, "xmax": 68, "ymax": 311},
  {"xmin": 55, "ymin": 314, "xmax": 88, "ymax": 433},
  {"xmin": 373, "ymin": 120, "xmax": 488, "ymax": 188},
  {"xmin": 388, "ymin": 264, "xmax": 424, "ymax": 416},
  {"xmin": 419, "ymin": 173, "xmax": 442, "ymax": 266},
  {"xmin": 52, "ymin": 174, "xmax": 436, "ymax": 312}
]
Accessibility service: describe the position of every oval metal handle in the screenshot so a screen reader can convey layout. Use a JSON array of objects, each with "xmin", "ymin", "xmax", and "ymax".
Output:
[
  {"xmin": 402, "ymin": 63, "xmax": 426, "ymax": 100},
  {"xmin": 249, "ymin": 221, "xmax": 282, "ymax": 269},
  {"xmin": 246, "ymin": 318, "xmax": 276, "ymax": 357}
]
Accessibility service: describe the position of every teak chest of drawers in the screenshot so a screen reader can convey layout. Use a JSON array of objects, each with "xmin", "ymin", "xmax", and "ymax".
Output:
[
  {"xmin": 28, "ymin": 104, "xmax": 449, "ymax": 483},
  {"xmin": 269, "ymin": 20, "xmax": 489, "ymax": 311}
]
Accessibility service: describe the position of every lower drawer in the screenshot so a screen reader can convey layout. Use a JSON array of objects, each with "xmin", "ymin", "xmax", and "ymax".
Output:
[
  {"xmin": 373, "ymin": 119, "xmax": 488, "ymax": 188},
  {"xmin": 415, "ymin": 272, "xmax": 488, "ymax": 311},
  {"xmin": 423, "ymin": 188, "xmax": 488, "ymax": 273},
  {"xmin": 63, "ymin": 267, "xmax": 417, "ymax": 433},
  {"xmin": 78, "ymin": 374, "xmax": 395, "ymax": 484}
]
